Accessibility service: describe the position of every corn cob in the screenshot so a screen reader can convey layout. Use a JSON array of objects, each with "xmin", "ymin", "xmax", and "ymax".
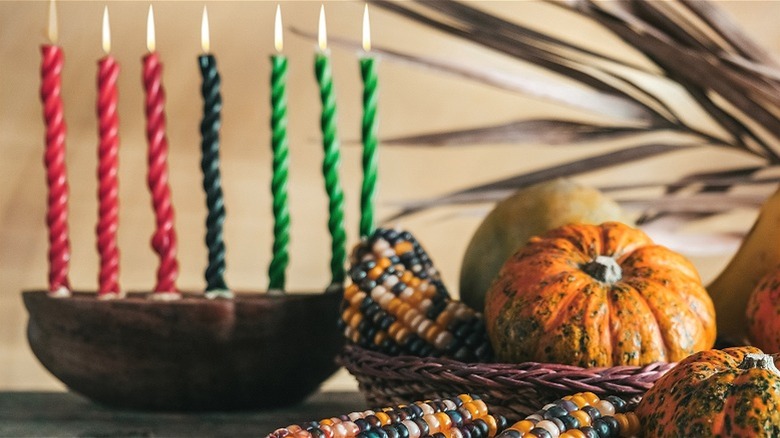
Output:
[
  {"xmin": 269, "ymin": 394, "xmax": 508, "ymax": 438},
  {"xmin": 498, "ymin": 393, "xmax": 640, "ymax": 438},
  {"xmin": 339, "ymin": 228, "xmax": 492, "ymax": 362}
]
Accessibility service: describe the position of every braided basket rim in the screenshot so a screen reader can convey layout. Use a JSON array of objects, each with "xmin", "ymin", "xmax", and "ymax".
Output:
[
  {"xmin": 341, "ymin": 344, "xmax": 676, "ymax": 418},
  {"xmin": 341, "ymin": 344, "xmax": 676, "ymax": 394}
]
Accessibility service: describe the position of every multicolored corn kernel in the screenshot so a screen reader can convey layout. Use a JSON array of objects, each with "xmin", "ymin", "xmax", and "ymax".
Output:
[
  {"xmin": 498, "ymin": 393, "xmax": 639, "ymax": 438},
  {"xmin": 267, "ymin": 394, "xmax": 507, "ymax": 438},
  {"xmin": 340, "ymin": 228, "xmax": 492, "ymax": 362}
]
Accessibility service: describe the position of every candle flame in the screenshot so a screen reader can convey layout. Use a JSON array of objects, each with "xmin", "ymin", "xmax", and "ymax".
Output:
[
  {"xmin": 318, "ymin": 4, "xmax": 327, "ymax": 52},
  {"xmin": 201, "ymin": 5, "xmax": 210, "ymax": 53},
  {"xmin": 146, "ymin": 5, "xmax": 156, "ymax": 53},
  {"xmin": 102, "ymin": 6, "xmax": 111, "ymax": 55},
  {"xmin": 362, "ymin": 4, "xmax": 371, "ymax": 52},
  {"xmin": 47, "ymin": 0, "xmax": 58, "ymax": 44},
  {"xmin": 274, "ymin": 4, "xmax": 283, "ymax": 52}
]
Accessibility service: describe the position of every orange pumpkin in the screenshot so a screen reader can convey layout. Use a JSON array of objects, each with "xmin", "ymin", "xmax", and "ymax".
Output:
[
  {"xmin": 637, "ymin": 346, "xmax": 780, "ymax": 437},
  {"xmin": 747, "ymin": 268, "xmax": 780, "ymax": 352},
  {"xmin": 484, "ymin": 222, "xmax": 716, "ymax": 367}
]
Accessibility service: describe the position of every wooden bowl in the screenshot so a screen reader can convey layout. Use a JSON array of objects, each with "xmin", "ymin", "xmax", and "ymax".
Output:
[{"xmin": 22, "ymin": 289, "xmax": 344, "ymax": 411}]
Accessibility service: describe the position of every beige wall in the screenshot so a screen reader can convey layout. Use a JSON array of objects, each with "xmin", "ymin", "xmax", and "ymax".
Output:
[{"xmin": 1, "ymin": 1, "xmax": 778, "ymax": 391}]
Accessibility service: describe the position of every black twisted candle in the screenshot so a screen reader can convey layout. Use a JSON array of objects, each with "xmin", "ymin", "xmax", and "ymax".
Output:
[{"xmin": 198, "ymin": 54, "xmax": 228, "ymax": 293}]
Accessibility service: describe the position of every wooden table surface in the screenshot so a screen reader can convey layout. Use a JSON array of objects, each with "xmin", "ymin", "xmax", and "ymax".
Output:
[{"xmin": 0, "ymin": 391, "xmax": 367, "ymax": 437}]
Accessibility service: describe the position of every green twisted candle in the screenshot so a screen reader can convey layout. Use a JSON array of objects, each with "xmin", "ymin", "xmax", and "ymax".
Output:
[
  {"xmin": 360, "ymin": 56, "xmax": 378, "ymax": 239},
  {"xmin": 315, "ymin": 52, "xmax": 347, "ymax": 286},
  {"xmin": 268, "ymin": 54, "xmax": 291, "ymax": 292},
  {"xmin": 198, "ymin": 54, "xmax": 228, "ymax": 293}
]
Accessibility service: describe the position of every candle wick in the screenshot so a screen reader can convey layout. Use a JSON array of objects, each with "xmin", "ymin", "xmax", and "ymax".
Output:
[
  {"xmin": 48, "ymin": 0, "xmax": 58, "ymax": 44},
  {"xmin": 318, "ymin": 4, "xmax": 327, "ymax": 52},
  {"xmin": 274, "ymin": 4, "xmax": 283, "ymax": 53},
  {"xmin": 146, "ymin": 5, "xmax": 156, "ymax": 53},
  {"xmin": 102, "ymin": 6, "xmax": 111, "ymax": 55},
  {"xmin": 362, "ymin": 3, "xmax": 371, "ymax": 53},
  {"xmin": 201, "ymin": 5, "xmax": 210, "ymax": 54}
]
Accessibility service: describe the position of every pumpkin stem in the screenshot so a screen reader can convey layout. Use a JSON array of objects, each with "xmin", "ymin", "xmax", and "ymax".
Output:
[
  {"xmin": 582, "ymin": 255, "xmax": 622, "ymax": 284},
  {"xmin": 739, "ymin": 353, "xmax": 780, "ymax": 375}
]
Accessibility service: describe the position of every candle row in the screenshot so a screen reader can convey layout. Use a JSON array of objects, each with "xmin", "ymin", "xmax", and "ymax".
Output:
[{"xmin": 39, "ymin": 2, "xmax": 380, "ymax": 298}]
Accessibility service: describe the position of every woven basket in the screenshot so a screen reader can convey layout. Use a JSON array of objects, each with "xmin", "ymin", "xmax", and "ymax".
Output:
[{"xmin": 340, "ymin": 344, "xmax": 675, "ymax": 420}]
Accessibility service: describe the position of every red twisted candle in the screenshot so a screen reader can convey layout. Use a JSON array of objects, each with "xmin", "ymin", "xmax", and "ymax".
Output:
[
  {"xmin": 40, "ymin": 1, "xmax": 70, "ymax": 297},
  {"xmin": 142, "ymin": 6, "xmax": 179, "ymax": 297},
  {"xmin": 96, "ymin": 7, "xmax": 120, "ymax": 298}
]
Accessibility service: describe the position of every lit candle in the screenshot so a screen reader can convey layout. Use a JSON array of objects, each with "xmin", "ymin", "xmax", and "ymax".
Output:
[
  {"xmin": 268, "ymin": 4, "xmax": 291, "ymax": 293},
  {"xmin": 198, "ymin": 6, "xmax": 231, "ymax": 299},
  {"xmin": 315, "ymin": 5, "xmax": 347, "ymax": 288},
  {"xmin": 96, "ymin": 6, "xmax": 121, "ymax": 299},
  {"xmin": 360, "ymin": 4, "xmax": 378, "ymax": 239},
  {"xmin": 40, "ymin": 0, "xmax": 71, "ymax": 298},
  {"xmin": 143, "ymin": 5, "xmax": 180, "ymax": 299}
]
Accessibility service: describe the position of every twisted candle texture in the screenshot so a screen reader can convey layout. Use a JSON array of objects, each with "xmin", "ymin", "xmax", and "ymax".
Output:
[
  {"xmin": 143, "ymin": 53, "xmax": 179, "ymax": 293},
  {"xmin": 315, "ymin": 53, "xmax": 347, "ymax": 286},
  {"xmin": 360, "ymin": 57, "xmax": 378, "ymax": 238},
  {"xmin": 96, "ymin": 56, "xmax": 121, "ymax": 296},
  {"xmin": 198, "ymin": 55, "xmax": 228, "ymax": 292},
  {"xmin": 40, "ymin": 45, "xmax": 71, "ymax": 293},
  {"xmin": 268, "ymin": 55, "xmax": 291, "ymax": 291}
]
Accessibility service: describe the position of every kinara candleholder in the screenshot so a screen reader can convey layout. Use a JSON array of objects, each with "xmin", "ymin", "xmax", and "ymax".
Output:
[
  {"xmin": 24, "ymin": 3, "xmax": 352, "ymax": 412},
  {"xmin": 28, "ymin": 92, "xmax": 345, "ymax": 406},
  {"xmin": 23, "ymin": 289, "xmax": 344, "ymax": 411}
]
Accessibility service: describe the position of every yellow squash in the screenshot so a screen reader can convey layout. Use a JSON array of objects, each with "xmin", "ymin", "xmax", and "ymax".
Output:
[{"xmin": 708, "ymin": 186, "xmax": 780, "ymax": 340}]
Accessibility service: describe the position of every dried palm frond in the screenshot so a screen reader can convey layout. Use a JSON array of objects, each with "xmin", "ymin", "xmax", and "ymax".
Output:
[{"xmin": 353, "ymin": 0, "xmax": 780, "ymax": 230}]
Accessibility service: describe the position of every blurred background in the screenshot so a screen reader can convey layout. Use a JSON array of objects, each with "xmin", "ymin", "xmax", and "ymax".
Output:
[{"xmin": 1, "ymin": 1, "xmax": 778, "ymax": 392}]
